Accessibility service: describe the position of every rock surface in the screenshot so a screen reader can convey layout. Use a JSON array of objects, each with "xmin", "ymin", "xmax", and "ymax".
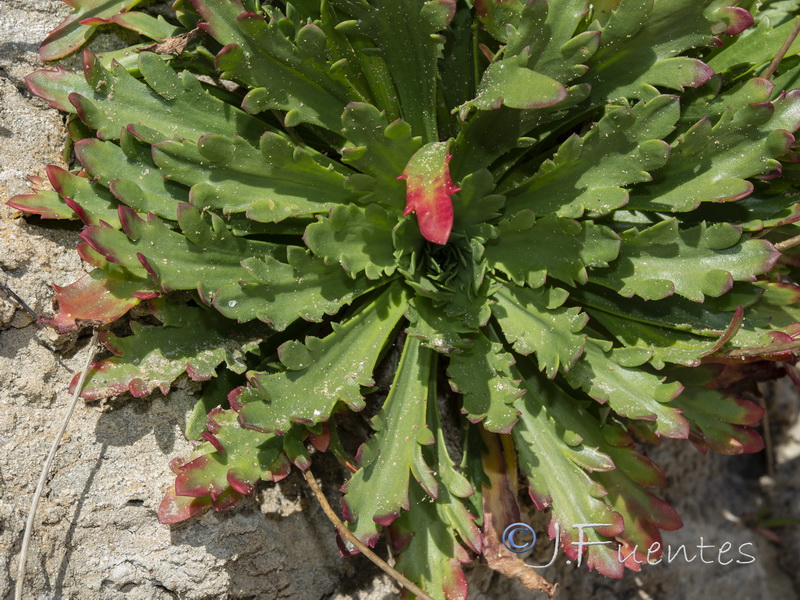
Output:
[{"xmin": 1, "ymin": 2, "xmax": 799, "ymax": 599}]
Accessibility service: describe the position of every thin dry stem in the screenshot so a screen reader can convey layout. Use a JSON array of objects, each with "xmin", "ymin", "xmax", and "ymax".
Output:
[
  {"xmin": 756, "ymin": 393, "xmax": 775, "ymax": 479},
  {"xmin": 762, "ymin": 17, "xmax": 800, "ymax": 80},
  {"xmin": 775, "ymin": 233, "xmax": 800, "ymax": 252},
  {"xmin": 15, "ymin": 330, "xmax": 99, "ymax": 600},
  {"xmin": 302, "ymin": 469, "xmax": 435, "ymax": 600},
  {"xmin": 0, "ymin": 278, "xmax": 39, "ymax": 321}
]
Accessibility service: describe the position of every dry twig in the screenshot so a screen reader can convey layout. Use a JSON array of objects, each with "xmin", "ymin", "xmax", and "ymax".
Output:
[
  {"xmin": 302, "ymin": 469, "xmax": 435, "ymax": 600},
  {"xmin": 762, "ymin": 18, "xmax": 800, "ymax": 80},
  {"xmin": 15, "ymin": 330, "xmax": 99, "ymax": 600}
]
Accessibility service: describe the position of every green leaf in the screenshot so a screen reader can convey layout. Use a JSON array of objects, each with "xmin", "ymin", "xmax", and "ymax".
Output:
[
  {"xmin": 574, "ymin": 283, "xmax": 772, "ymax": 348},
  {"xmin": 41, "ymin": 266, "xmax": 153, "ymax": 334},
  {"xmin": 565, "ymin": 339, "xmax": 689, "ymax": 439},
  {"xmin": 304, "ymin": 203, "xmax": 398, "ymax": 279},
  {"xmin": 586, "ymin": 309, "xmax": 739, "ymax": 369},
  {"xmin": 74, "ymin": 131, "xmax": 189, "ymax": 221},
  {"xmin": 332, "ymin": 0, "xmax": 456, "ymax": 142},
  {"xmin": 707, "ymin": 14, "xmax": 800, "ymax": 75},
  {"xmin": 671, "ymin": 385, "xmax": 764, "ymax": 454},
  {"xmin": 485, "ymin": 212, "xmax": 620, "ymax": 288},
  {"xmin": 195, "ymin": 0, "xmax": 355, "ymax": 131},
  {"xmin": 342, "ymin": 336, "xmax": 437, "ymax": 544},
  {"xmin": 503, "ymin": 96, "xmax": 679, "ymax": 219},
  {"xmin": 235, "ymin": 283, "xmax": 407, "ymax": 433},
  {"xmin": 213, "ymin": 246, "xmax": 380, "ymax": 330},
  {"xmin": 185, "ymin": 369, "xmax": 240, "ymax": 441},
  {"xmin": 678, "ymin": 76, "xmax": 775, "ymax": 132},
  {"xmin": 511, "ymin": 369, "xmax": 625, "ymax": 577},
  {"xmin": 446, "ymin": 330, "xmax": 523, "ymax": 433},
  {"xmin": 487, "ymin": 0, "xmax": 598, "ymax": 81},
  {"xmin": 405, "ymin": 296, "xmax": 474, "ymax": 354},
  {"xmin": 82, "ymin": 204, "xmax": 282, "ymax": 295},
  {"xmin": 515, "ymin": 363, "xmax": 682, "ymax": 570},
  {"xmin": 109, "ymin": 11, "xmax": 184, "ymax": 41},
  {"xmin": 492, "ymin": 284, "xmax": 587, "ymax": 378},
  {"xmin": 591, "ymin": 220, "xmax": 779, "ymax": 302},
  {"xmin": 592, "ymin": 465, "xmax": 683, "ymax": 570},
  {"xmin": 450, "ymin": 169, "xmax": 505, "ymax": 237},
  {"xmin": 6, "ymin": 184, "xmax": 75, "ymax": 220},
  {"xmin": 389, "ymin": 379, "xmax": 482, "ymax": 599},
  {"xmin": 26, "ymin": 52, "xmax": 268, "ymax": 145},
  {"xmin": 735, "ymin": 281, "xmax": 800, "ymax": 341},
  {"xmin": 79, "ymin": 301, "xmax": 264, "ymax": 399},
  {"xmin": 340, "ymin": 102, "xmax": 422, "ymax": 212},
  {"xmin": 38, "ymin": 0, "xmax": 143, "ymax": 61},
  {"xmin": 629, "ymin": 92, "xmax": 800, "ymax": 211},
  {"xmin": 160, "ymin": 409, "xmax": 290, "ymax": 520},
  {"xmin": 583, "ymin": 0, "xmax": 735, "ymax": 102},
  {"xmin": 46, "ymin": 166, "xmax": 121, "ymax": 227},
  {"xmin": 152, "ymin": 132, "xmax": 355, "ymax": 223},
  {"xmin": 465, "ymin": 54, "xmax": 567, "ymax": 112},
  {"xmin": 390, "ymin": 481, "xmax": 471, "ymax": 600}
]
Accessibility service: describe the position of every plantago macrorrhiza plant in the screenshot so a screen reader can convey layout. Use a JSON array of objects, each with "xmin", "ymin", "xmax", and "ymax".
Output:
[{"xmin": 10, "ymin": 0, "xmax": 800, "ymax": 597}]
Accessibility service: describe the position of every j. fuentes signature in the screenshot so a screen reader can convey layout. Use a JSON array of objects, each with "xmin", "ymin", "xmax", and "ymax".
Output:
[{"xmin": 502, "ymin": 522, "xmax": 756, "ymax": 568}]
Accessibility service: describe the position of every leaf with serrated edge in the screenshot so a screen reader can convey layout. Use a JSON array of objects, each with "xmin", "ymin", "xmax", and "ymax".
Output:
[
  {"xmin": 511, "ymin": 368, "xmax": 625, "ymax": 577},
  {"xmin": 388, "ymin": 372, "xmax": 481, "ymax": 600},
  {"xmin": 162, "ymin": 409, "xmax": 290, "ymax": 517},
  {"xmin": 46, "ymin": 165, "xmax": 120, "ymax": 227},
  {"xmin": 583, "ymin": 0, "xmax": 745, "ymax": 103},
  {"xmin": 518, "ymin": 364, "xmax": 682, "ymax": 570},
  {"xmin": 450, "ymin": 169, "xmax": 505, "ymax": 236},
  {"xmin": 26, "ymin": 51, "xmax": 268, "ymax": 145},
  {"xmin": 591, "ymin": 220, "xmax": 779, "ymax": 302},
  {"xmin": 304, "ymin": 203, "xmax": 397, "ymax": 279},
  {"xmin": 671, "ymin": 385, "xmax": 764, "ymax": 455},
  {"xmin": 77, "ymin": 301, "xmax": 264, "ymax": 399},
  {"xmin": 213, "ymin": 246, "xmax": 379, "ymax": 330},
  {"xmin": 492, "ymin": 284, "xmax": 587, "ymax": 378},
  {"xmin": 565, "ymin": 339, "xmax": 689, "ymax": 439},
  {"xmin": 587, "ymin": 308, "xmax": 742, "ymax": 370},
  {"xmin": 504, "ymin": 96, "xmax": 679, "ymax": 219},
  {"xmin": 486, "ymin": 212, "xmax": 620, "ymax": 288},
  {"xmin": 41, "ymin": 267, "xmax": 154, "ymax": 334},
  {"xmin": 341, "ymin": 336, "xmax": 437, "ymax": 545},
  {"xmin": 447, "ymin": 330, "xmax": 522, "ymax": 433},
  {"xmin": 405, "ymin": 296, "xmax": 474, "ymax": 354},
  {"xmin": 6, "ymin": 187, "xmax": 74, "ymax": 220},
  {"xmin": 82, "ymin": 204, "xmax": 282, "ymax": 298},
  {"xmin": 390, "ymin": 481, "xmax": 471, "ymax": 600},
  {"xmin": 236, "ymin": 283, "xmax": 407, "ymax": 433},
  {"xmin": 74, "ymin": 132, "xmax": 189, "ymax": 221},
  {"xmin": 110, "ymin": 11, "xmax": 184, "ymax": 40},
  {"xmin": 629, "ymin": 91, "xmax": 800, "ymax": 211},
  {"xmin": 331, "ymin": 0, "xmax": 455, "ymax": 142},
  {"xmin": 465, "ymin": 53, "xmax": 567, "ymax": 112},
  {"xmin": 194, "ymin": 0, "xmax": 353, "ymax": 131},
  {"xmin": 340, "ymin": 102, "xmax": 422, "ymax": 212},
  {"xmin": 39, "ymin": 0, "xmax": 142, "ymax": 61},
  {"xmin": 153, "ymin": 132, "xmax": 355, "ymax": 223}
]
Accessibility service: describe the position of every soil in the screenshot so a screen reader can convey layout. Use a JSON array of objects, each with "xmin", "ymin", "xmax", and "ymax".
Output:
[{"xmin": 1, "ymin": 2, "xmax": 799, "ymax": 599}]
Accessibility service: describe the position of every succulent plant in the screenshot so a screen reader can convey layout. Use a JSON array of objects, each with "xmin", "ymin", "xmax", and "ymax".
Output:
[{"xmin": 10, "ymin": 0, "xmax": 800, "ymax": 597}]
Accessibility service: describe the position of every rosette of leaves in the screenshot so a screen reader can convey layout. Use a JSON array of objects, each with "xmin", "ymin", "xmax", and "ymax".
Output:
[{"xmin": 10, "ymin": 0, "xmax": 800, "ymax": 597}]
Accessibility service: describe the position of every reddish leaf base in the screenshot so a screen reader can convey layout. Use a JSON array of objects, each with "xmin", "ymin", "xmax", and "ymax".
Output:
[
  {"xmin": 158, "ymin": 485, "xmax": 213, "ymax": 524},
  {"xmin": 40, "ymin": 271, "xmax": 145, "ymax": 333}
]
